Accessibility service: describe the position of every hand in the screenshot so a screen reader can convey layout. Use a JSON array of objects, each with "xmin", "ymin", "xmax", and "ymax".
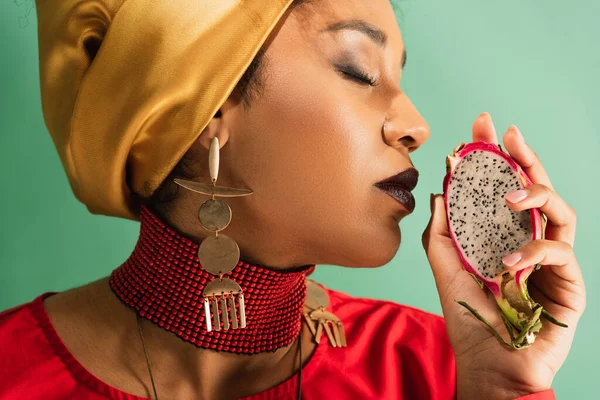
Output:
[{"xmin": 422, "ymin": 113, "xmax": 586, "ymax": 399}]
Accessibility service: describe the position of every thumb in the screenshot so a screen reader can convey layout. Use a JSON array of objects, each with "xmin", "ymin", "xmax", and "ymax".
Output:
[
  {"xmin": 423, "ymin": 194, "xmax": 504, "ymax": 350},
  {"xmin": 422, "ymin": 193, "xmax": 450, "ymax": 246},
  {"xmin": 422, "ymin": 193, "xmax": 464, "ymax": 292}
]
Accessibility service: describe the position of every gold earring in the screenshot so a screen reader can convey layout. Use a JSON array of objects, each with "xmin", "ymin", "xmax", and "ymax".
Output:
[{"xmin": 174, "ymin": 137, "xmax": 253, "ymax": 332}]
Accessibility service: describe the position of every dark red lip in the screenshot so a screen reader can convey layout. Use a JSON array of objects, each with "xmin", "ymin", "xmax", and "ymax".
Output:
[{"xmin": 374, "ymin": 168, "xmax": 419, "ymax": 213}]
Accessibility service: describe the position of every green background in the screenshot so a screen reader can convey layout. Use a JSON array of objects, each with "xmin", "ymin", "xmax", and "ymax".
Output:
[{"xmin": 1, "ymin": 0, "xmax": 598, "ymax": 397}]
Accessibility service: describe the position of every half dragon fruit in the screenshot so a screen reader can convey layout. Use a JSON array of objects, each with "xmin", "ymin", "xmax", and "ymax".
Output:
[{"xmin": 443, "ymin": 141, "xmax": 567, "ymax": 350}]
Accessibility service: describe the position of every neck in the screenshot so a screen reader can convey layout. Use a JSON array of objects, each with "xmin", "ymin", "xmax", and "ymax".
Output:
[{"xmin": 109, "ymin": 204, "xmax": 316, "ymax": 355}]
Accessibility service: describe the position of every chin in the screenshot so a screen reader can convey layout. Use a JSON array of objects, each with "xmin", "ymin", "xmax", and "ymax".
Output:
[{"xmin": 333, "ymin": 227, "xmax": 401, "ymax": 268}]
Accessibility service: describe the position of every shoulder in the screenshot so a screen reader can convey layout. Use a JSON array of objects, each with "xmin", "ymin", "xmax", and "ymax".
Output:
[
  {"xmin": 0, "ymin": 294, "xmax": 45, "ymax": 343},
  {"xmin": 321, "ymin": 283, "xmax": 455, "ymax": 370},
  {"xmin": 0, "ymin": 293, "xmax": 53, "ymax": 364},
  {"xmin": 304, "ymin": 282, "xmax": 457, "ymax": 398},
  {"xmin": 323, "ymin": 284, "xmax": 448, "ymax": 336},
  {"xmin": 0, "ymin": 292, "xmax": 69, "ymax": 395}
]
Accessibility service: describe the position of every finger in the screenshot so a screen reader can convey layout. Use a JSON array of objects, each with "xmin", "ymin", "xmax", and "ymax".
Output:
[
  {"xmin": 424, "ymin": 194, "xmax": 450, "ymax": 240},
  {"xmin": 502, "ymin": 125, "xmax": 554, "ymax": 191},
  {"xmin": 505, "ymin": 183, "xmax": 576, "ymax": 246},
  {"xmin": 421, "ymin": 193, "xmax": 436, "ymax": 250},
  {"xmin": 422, "ymin": 194, "xmax": 463, "ymax": 286},
  {"xmin": 529, "ymin": 264, "xmax": 587, "ymax": 313},
  {"xmin": 472, "ymin": 112, "xmax": 498, "ymax": 144},
  {"xmin": 528, "ymin": 281, "xmax": 582, "ymax": 329},
  {"xmin": 501, "ymin": 239, "xmax": 583, "ymax": 283}
]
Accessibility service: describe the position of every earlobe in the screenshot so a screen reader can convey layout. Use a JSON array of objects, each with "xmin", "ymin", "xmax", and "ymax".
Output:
[
  {"xmin": 198, "ymin": 109, "xmax": 230, "ymax": 151},
  {"xmin": 199, "ymin": 91, "xmax": 242, "ymax": 151}
]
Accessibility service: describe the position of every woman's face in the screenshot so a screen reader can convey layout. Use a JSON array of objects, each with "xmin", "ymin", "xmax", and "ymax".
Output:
[{"xmin": 181, "ymin": 0, "xmax": 430, "ymax": 269}]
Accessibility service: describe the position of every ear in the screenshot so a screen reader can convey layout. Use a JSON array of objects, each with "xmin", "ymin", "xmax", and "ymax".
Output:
[
  {"xmin": 198, "ymin": 92, "xmax": 242, "ymax": 151},
  {"xmin": 198, "ymin": 109, "xmax": 229, "ymax": 151}
]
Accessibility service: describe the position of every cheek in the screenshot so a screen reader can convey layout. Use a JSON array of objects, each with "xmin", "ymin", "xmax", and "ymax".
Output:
[
  {"xmin": 256, "ymin": 72, "xmax": 378, "ymax": 214},
  {"xmin": 230, "ymin": 63, "xmax": 402, "ymax": 265}
]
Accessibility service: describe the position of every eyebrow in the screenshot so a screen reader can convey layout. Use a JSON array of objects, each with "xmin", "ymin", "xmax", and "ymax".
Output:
[{"xmin": 322, "ymin": 19, "xmax": 407, "ymax": 70}]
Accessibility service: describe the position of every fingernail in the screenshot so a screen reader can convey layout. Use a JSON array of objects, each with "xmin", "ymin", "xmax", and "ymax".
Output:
[
  {"xmin": 502, "ymin": 252, "xmax": 522, "ymax": 267},
  {"xmin": 479, "ymin": 112, "xmax": 490, "ymax": 118},
  {"xmin": 430, "ymin": 193, "xmax": 434, "ymax": 212},
  {"xmin": 511, "ymin": 125, "xmax": 524, "ymax": 141},
  {"xmin": 505, "ymin": 189, "xmax": 527, "ymax": 203}
]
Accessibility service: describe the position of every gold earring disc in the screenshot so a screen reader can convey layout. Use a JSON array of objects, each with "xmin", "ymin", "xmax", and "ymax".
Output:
[
  {"xmin": 198, "ymin": 234, "xmax": 240, "ymax": 275},
  {"xmin": 198, "ymin": 199, "xmax": 232, "ymax": 232}
]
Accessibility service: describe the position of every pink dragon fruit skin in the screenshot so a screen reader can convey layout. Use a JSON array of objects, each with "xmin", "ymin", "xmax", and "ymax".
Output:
[{"xmin": 443, "ymin": 141, "xmax": 565, "ymax": 349}]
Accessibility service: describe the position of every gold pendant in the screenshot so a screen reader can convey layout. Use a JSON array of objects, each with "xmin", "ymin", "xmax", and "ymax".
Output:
[
  {"xmin": 302, "ymin": 279, "xmax": 347, "ymax": 347},
  {"xmin": 202, "ymin": 278, "xmax": 246, "ymax": 332}
]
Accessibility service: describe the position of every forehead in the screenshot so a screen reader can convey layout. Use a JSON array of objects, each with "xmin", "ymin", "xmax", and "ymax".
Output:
[{"xmin": 292, "ymin": 0, "xmax": 404, "ymax": 48}]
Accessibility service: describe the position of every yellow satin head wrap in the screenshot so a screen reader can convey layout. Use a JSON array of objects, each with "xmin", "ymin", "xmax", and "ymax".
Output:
[{"xmin": 35, "ymin": 0, "xmax": 294, "ymax": 221}]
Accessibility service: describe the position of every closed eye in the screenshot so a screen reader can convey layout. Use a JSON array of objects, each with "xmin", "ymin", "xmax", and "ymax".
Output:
[{"xmin": 336, "ymin": 65, "xmax": 379, "ymax": 87}]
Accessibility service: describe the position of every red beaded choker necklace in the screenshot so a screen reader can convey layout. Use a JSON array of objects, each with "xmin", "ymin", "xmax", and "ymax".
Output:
[{"xmin": 109, "ymin": 205, "xmax": 316, "ymax": 354}]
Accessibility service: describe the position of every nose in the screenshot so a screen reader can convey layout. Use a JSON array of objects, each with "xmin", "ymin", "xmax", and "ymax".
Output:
[{"xmin": 382, "ymin": 93, "xmax": 430, "ymax": 153}]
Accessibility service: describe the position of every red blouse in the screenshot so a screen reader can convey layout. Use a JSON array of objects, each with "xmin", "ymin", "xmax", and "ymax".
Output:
[{"xmin": 0, "ymin": 288, "xmax": 555, "ymax": 400}]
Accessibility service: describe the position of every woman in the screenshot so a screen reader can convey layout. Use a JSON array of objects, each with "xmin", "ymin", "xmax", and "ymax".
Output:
[{"xmin": 0, "ymin": 0, "xmax": 585, "ymax": 399}]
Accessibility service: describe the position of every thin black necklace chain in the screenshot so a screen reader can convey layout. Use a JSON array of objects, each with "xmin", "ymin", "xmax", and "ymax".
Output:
[
  {"xmin": 136, "ymin": 313, "xmax": 160, "ymax": 400},
  {"xmin": 135, "ymin": 313, "xmax": 303, "ymax": 400}
]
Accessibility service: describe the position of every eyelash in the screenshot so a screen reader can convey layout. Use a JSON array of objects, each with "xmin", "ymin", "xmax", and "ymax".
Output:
[{"xmin": 338, "ymin": 66, "xmax": 379, "ymax": 87}]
